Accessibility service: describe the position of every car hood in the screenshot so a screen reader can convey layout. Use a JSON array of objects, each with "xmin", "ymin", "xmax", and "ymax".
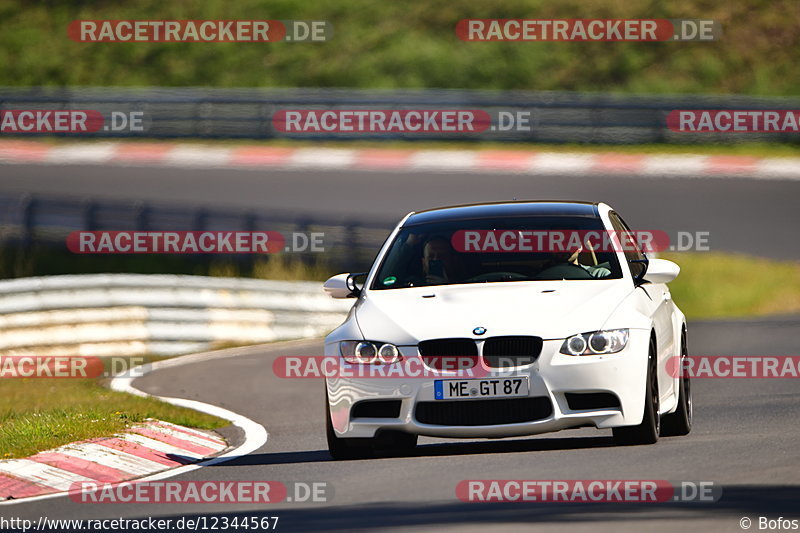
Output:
[{"xmin": 355, "ymin": 280, "xmax": 633, "ymax": 344}]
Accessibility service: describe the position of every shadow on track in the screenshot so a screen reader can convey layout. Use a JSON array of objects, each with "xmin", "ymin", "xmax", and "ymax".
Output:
[
  {"xmin": 215, "ymin": 435, "xmax": 616, "ymax": 467},
  {"xmin": 147, "ymin": 485, "xmax": 800, "ymax": 532}
]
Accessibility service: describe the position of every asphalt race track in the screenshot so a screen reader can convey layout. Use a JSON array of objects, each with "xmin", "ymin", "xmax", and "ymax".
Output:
[
  {"xmin": 0, "ymin": 164, "xmax": 799, "ymax": 259},
  {"xmin": 7, "ymin": 316, "xmax": 800, "ymax": 532},
  {"xmin": 3, "ymin": 164, "xmax": 799, "ymax": 531}
]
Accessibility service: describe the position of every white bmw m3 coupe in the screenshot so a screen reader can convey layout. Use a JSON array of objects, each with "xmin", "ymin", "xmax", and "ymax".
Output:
[{"xmin": 323, "ymin": 201, "xmax": 691, "ymax": 459}]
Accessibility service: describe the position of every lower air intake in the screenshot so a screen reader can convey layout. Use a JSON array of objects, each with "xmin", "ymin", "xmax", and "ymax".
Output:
[{"xmin": 415, "ymin": 397, "xmax": 552, "ymax": 426}]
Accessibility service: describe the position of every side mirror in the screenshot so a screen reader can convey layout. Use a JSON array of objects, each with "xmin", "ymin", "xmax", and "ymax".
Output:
[
  {"xmin": 323, "ymin": 272, "xmax": 367, "ymax": 298},
  {"xmin": 643, "ymin": 258, "xmax": 680, "ymax": 284},
  {"xmin": 324, "ymin": 273, "xmax": 353, "ymax": 298}
]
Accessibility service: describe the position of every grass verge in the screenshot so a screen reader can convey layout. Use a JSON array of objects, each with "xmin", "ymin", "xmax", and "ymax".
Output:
[
  {"xmin": 0, "ymin": 362, "xmax": 228, "ymax": 459},
  {"xmin": 1, "ymin": 0, "xmax": 798, "ymax": 96},
  {"xmin": 663, "ymin": 252, "xmax": 800, "ymax": 320}
]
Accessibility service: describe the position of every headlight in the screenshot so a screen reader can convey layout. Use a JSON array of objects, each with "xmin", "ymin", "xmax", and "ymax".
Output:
[
  {"xmin": 560, "ymin": 329, "xmax": 629, "ymax": 356},
  {"xmin": 377, "ymin": 343, "xmax": 400, "ymax": 363},
  {"xmin": 340, "ymin": 341, "xmax": 402, "ymax": 364}
]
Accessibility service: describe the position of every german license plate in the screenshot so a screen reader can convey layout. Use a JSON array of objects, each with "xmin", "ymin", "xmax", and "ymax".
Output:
[{"xmin": 434, "ymin": 377, "xmax": 529, "ymax": 400}]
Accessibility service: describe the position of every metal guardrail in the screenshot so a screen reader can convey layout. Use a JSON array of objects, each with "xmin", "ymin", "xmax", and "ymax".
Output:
[
  {"xmin": 0, "ymin": 193, "xmax": 394, "ymax": 274},
  {"xmin": 1, "ymin": 87, "xmax": 799, "ymax": 143},
  {"xmin": 0, "ymin": 273, "xmax": 352, "ymax": 357}
]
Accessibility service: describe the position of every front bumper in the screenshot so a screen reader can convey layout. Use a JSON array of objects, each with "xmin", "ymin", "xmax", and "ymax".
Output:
[{"xmin": 325, "ymin": 329, "xmax": 651, "ymax": 439}]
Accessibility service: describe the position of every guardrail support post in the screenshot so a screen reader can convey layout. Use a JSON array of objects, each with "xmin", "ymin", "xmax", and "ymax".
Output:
[
  {"xmin": 20, "ymin": 195, "xmax": 35, "ymax": 248},
  {"xmin": 82, "ymin": 200, "xmax": 97, "ymax": 231}
]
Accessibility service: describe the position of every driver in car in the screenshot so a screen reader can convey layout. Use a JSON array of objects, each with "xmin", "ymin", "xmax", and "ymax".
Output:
[
  {"xmin": 421, "ymin": 236, "xmax": 465, "ymax": 284},
  {"xmin": 539, "ymin": 244, "xmax": 612, "ymax": 279}
]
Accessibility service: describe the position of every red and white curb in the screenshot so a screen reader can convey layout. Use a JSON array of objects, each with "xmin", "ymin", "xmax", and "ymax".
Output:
[
  {"xmin": 0, "ymin": 419, "xmax": 226, "ymax": 501},
  {"xmin": 0, "ymin": 344, "xmax": 271, "ymax": 505},
  {"xmin": 0, "ymin": 140, "xmax": 798, "ymax": 180}
]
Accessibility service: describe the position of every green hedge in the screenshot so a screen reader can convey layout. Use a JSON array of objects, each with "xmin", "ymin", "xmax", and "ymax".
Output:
[{"xmin": 0, "ymin": 0, "xmax": 797, "ymax": 95}]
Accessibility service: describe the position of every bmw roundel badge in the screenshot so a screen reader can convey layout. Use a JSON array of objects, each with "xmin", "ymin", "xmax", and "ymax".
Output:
[{"xmin": 473, "ymin": 327, "xmax": 487, "ymax": 336}]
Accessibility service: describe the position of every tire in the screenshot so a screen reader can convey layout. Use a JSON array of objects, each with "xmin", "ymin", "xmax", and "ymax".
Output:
[
  {"xmin": 613, "ymin": 335, "xmax": 660, "ymax": 446},
  {"xmin": 378, "ymin": 430, "xmax": 418, "ymax": 457},
  {"xmin": 325, "ymin": 397, "xmax": 374, "ymax": 460},
  {"xmin": 661, "ymin": 330, "xmax": 692, "ymax": 437},
  {"xmin": 325, "ymin": 396, "xmax": 417, "ymax": 459}
]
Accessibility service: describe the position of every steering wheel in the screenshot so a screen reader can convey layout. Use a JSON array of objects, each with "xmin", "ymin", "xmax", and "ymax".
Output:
[{"xmin": 465, "ymin": 271, "xmax": 529, "ymax": 283}]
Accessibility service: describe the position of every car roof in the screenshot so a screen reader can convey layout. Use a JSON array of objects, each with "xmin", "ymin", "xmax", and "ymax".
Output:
[{"xmin": 404, "ymin": 201, "xmax": 600, "ymax": 227}]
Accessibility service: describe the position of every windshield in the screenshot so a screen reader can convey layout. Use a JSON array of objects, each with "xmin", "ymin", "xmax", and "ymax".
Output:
[{"xmin": 371, "ymin": 215, "xmax": 623, "ymax": 290}]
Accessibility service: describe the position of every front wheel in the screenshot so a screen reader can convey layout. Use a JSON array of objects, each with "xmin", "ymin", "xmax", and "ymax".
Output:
[
  {"xmin": 613, "ymin": 335, "xmax": 660, "ymax": 446},
  {"xmin": 325, "ymin": 398, "xmax": 417, "ymax": 460},
  {"xmin": 326, "ymin": 399, "xmax": 373, "ymax": 460},
  {"xmin": 661, "ymin": 330, "xmax": 692, "ymax": 437}
]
